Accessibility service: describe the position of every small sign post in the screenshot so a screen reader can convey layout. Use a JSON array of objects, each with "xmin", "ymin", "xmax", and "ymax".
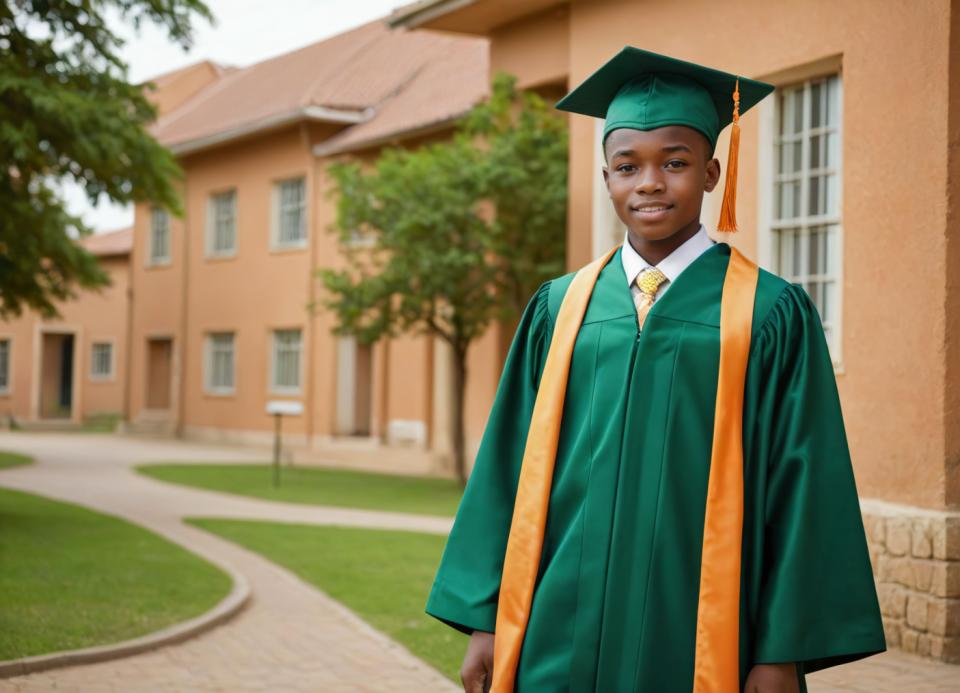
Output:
[{"xmin": 265, "ymin": 400, "xmax": 303, "ymax": 487}]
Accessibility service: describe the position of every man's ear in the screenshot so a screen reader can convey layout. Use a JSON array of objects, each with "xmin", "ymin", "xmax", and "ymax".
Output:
[
  {"xmin": 704, "ymin": 158, "xmax": 721, "ymax": 194},
  {"xmin": 602, "ymin": 166, "xmax": 610, "ymax": 193}
]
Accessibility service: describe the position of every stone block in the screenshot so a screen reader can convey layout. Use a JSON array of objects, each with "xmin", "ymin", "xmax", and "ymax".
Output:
[
  {"xmin": 932, "ymin": 517, "xmax": 960, "ymax": 561},
  {"xmin": 911, "ymin": 560, "xmax": 934, "ymax": 593},
  {"xmin": 878, "ymin": 583, "xmax": 907, "ymax": 619},
  {"xmin": 927, "ymin": 597, "xmax": 960, "ymax": 637},
  {"xmin": 929, "ymin": 634, "xmax": 960, "ymax": 663},
  {"xmin": 886, "ymin": 518, "xmax": 912, "ymax": 557},
  {"xmin": 901, "ymin": 627, "xmax": 919, "ymax": 653},
  {"xmin": 911, "ymin": 520, "xmax": 933, "ymax": 559},
  {"xmin": 882, "ymin": 618, "xmax": 902, "ymax": 648},
  {"xmin": 906, "ymin": 594, "xmax": 929, "ymax": 631},
  {"xmin": 931, "ymin": 562, "xmax": 960, "ymax": 599},
  {"xmin": 878, "ymin": 555, "xmax": 913, "ymax": 588},
  {"xmin": 916, "ymin": 633, "xmax": 932, "ymax": 657},
  {"xmin": 862, "ymin": 513, "xmax": 886, "ymax": 546}
]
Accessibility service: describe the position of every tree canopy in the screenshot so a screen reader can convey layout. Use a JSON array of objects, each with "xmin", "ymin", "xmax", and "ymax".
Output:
[
  {"xmin": 319, "ymin": 73, "xmax": 568, "ymax": 481},
  {"xmin": 0, "ymin": 0, "xmax": 212, "ymax": 318}
]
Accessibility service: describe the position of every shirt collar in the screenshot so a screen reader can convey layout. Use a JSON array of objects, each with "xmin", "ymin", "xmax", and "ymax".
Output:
[{"xmin": 620, "ymin": 224, "xmax": 716, "ymax": 287}]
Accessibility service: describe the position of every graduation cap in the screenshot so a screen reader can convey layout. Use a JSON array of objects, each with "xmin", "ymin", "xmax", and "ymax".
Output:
[{"xmin": 556, "ymin": 46, "xmax": 775, "ymax": 232}]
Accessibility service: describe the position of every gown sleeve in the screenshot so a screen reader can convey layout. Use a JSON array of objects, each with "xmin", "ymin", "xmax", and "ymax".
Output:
[
  {"xmin": 746, "ymin": 282, "xmax": 886, "ymax": 673},
  {"xmin": 425, "ymin": 281, "xmax": 553, "ymax": 634}
]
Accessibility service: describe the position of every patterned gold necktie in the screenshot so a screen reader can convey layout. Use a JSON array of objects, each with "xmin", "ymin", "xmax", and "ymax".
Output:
[{"xmin": 634, "ymin": 267, "xmax": 668, "ymax": 331}]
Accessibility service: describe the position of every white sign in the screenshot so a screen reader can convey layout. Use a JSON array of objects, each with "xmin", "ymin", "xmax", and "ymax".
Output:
[{"xmin": 266, "ymin": 400, "xmax": 303, "ymax": 416}]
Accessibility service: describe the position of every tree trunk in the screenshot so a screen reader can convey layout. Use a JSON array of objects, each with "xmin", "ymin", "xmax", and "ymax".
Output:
[{"xmin": 451, "ymin": 344, "xmax": 469, "ymax": 485}]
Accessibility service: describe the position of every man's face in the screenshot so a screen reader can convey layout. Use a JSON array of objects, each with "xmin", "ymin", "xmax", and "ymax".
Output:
[{"xmin": 603, "ymin": 125, "xmax": 721, "ymax": 243}]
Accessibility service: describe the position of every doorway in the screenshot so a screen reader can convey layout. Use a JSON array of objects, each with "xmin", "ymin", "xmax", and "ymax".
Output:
[
  {"xmin": 39, "ymin": 332, "xmax": 74, "ymax": 419},
  {"xmin": 146, "ymin": 338, "xmax": 173, "ymax": 410},
  {"xmin": 335, "ymin": 336, "xmax": 373, "ymax": 436}
]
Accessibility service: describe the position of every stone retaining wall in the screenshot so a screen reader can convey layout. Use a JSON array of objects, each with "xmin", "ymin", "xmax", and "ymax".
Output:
[{"xmin": 861, "ymin": 499, "xmax": 960, "ymax": 662}]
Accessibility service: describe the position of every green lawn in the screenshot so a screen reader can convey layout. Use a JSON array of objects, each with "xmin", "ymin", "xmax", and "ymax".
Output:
[
  {"xmin": 0, "ymin": 451, "xmax": 33, "ymax": 470},
  {"xmin": 0, "ymin": 488, "xmax": 232, "ymax": 660},
  {"xmin": 190, "ymin": 519, "xmax": 465, "ymax": 681},
  {"xmin": 138, "ymin": 463, "xmax": 463, "ymax": 517}
]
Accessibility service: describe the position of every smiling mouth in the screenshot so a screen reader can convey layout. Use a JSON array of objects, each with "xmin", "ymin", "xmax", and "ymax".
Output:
[{"xmin": 631, "ymin": 204, "xmax": 674, "ymax": 214}]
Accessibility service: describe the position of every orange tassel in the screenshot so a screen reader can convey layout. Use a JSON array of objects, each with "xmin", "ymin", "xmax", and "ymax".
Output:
[{"xmin": 717, "ymin": 79, "xmax": 740, "ymax": 232}]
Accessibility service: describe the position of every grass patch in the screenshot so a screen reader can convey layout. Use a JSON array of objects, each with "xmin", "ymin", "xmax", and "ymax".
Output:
[
  {"xmin": 0, "ymin": 451, "xmax": 32, "ymax": 471},
  {"xmin": 81, "ymin": 412, "xmax": 122, "ymax": 433},
  {"xmin": 190, "ymin": 519, "xmax": 465, "ymax": 681},
  {"xmin": 0, "ymin": 488, "xmax": 232, "ymax": 660},
  {"xmin": 138, "ymin": 463, "xmax": 463, "ymax": 517}
]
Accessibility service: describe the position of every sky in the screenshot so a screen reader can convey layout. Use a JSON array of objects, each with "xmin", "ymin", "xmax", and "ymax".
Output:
[{"xmin": 64, "ymin": 0, "xmax": 407, "ymax": 233}]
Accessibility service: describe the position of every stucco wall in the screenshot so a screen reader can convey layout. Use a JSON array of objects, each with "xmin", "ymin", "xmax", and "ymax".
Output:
[{"xmin": 562, "ymin": 0, "xmax": 954, "ymax": 510}]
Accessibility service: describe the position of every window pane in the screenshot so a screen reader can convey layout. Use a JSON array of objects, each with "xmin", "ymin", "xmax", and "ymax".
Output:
[
  {"xmin": 808, "ymin": 175, "xmax": 822, "ymax": 216},
  {"xmin": 209, "ymin": 334, "xmax": 234, "ymax": 389},
  {"xmin": 91, "ymin": 343, "xmax": 112, "ymax": 377},
  {"xmin": 273, "ymin": 329, "xmax": 301, "ymax": 389},
  {"xmin": 0, "ymin": 340, "xmax": 9, "ymax": 389},
  {"xmin": 277, "ymin": 179, "xmax": 306, "ymax": 245},
  {"xmin": 825, "ymin": 174, "xmax": 838, "ymax": 216},
  {"xmin": 823, "ymin": 281, "xmax": 835, "ymax": 322},
  {"xmin": 772, "ymin": 74, "xmax": 842, "ymax": 362},
  {"xmin": 211, "ymin": 191, "xmax": 236, "ymax": 253},
  {"xmin": 810, "ymin": 81, "xmax": 822, "ymax": 128},
  {"xmin": 151, "ymin": 207, "xmax": 169, "ymax": 262},
  {"xmin": 827, "ymin": 76, "xmax": 840, "ymax": 126}
]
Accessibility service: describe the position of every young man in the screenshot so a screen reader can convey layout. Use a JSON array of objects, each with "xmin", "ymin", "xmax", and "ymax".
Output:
[{"xmin": 426, "ymin": 47, "xmax": 885, "ymax": 693}]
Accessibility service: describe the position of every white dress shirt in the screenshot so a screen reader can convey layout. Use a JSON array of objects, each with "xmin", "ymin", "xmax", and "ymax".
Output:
[{"xmin": 621, "ymin": 224, "xmax": 716, "ymax": 303}]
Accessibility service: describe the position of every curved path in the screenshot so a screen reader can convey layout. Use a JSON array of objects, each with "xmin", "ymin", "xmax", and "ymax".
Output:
[{"xmin": 0, "ymin": 432, "xmax": 456, "ymax": 692}]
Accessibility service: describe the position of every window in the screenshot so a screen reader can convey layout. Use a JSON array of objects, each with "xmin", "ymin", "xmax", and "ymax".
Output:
[
  {"xmin": 770, "ymin": 74, "xmax": 842, "ymax": 358},
  {"xmin": 272, "ymin": 177, "xmax": 306, "ymax": 248},
  {"xmin": 0, "ymin": 339, "xmax": 10, "ymax": 393},
  {"xmin": 149, "ymin": 207, "xmax": 170, "ymax": 265},
  {"xmin": 206, "ymin": 190, "xmax": 237, "ymax": 257},
  {"xmin": 271, "ymin": 329, "xmax": 302, "ymax": 392},
  {"xmin": 90, "ymin": 342, "xmax": 113, "ymax": 380},
  {"xmin": 205, "ymin": 332, "xmax": 235, "ymax": 394}
]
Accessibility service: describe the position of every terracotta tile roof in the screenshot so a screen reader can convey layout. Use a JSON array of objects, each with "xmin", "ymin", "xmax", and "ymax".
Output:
[
  {"xmin": 79, "ymin": 227, "xmax": 133, "ymax": 257},
  {"xmin": 313, "ymin": 35, "xmax": 488, "ymax": 156},
  {"xmin": 151, "ymin": 20, "xmax": 488, "ymax": 155}
]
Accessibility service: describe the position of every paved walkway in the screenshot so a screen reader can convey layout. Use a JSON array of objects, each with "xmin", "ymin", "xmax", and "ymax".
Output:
[
  {"xmin": 0, "ymin": 432, "xmax": 456, "ymax": 692},
  {"xmin": 0, "ymin": 432, "xmax": 956, "ymax": 692}
]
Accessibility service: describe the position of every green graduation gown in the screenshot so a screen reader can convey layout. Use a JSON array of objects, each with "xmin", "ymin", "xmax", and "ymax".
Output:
[{"xmin": 426, "ymin": 243, "xmax": 885, "ymax": 691}]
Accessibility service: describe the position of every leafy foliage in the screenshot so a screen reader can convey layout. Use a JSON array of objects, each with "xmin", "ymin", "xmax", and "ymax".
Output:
[
  {"xmin": 318, "ymin": 73, "xmax": 567, "ymax": 480},
  {"xmin": 0, "ymin": 0, "xmax": 212, "ymax": 318},
  {"xmin": 319, "ymin": 72, "xmax": 567, "ymax": 353}
]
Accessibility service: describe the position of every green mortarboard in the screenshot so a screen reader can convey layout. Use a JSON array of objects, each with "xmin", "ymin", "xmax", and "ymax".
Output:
[
  {"xmin": 555, "ymin": 46, "xmax": 774, "ymax": 149},
  {"xmin": 555, "ymin": 46, "xmax": 775, "ymax": 231}
]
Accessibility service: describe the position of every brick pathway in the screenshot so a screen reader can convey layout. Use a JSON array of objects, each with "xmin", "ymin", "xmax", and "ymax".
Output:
[
  {"xmin": 0, "ymin": 432, "xmax": 956, "ymax": 692},
  {"xmin": 0, "ymin": 432, "xmax": 455, "ymax": 692}
]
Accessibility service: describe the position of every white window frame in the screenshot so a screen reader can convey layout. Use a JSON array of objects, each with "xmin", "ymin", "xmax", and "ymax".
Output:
[
  {"xmin": 204, "ymin": 332, "xmax": 236, "ymax": 395},
  {"xmin": 758, "ymin": 69, "xmax": 844, "ymax": 367},
  {"xmin": 269, "ymin": 328, "xmax": 302, "ymax": 394},
  {"xmin": 0, "ymin": 337, "xmax": 11, "ymax": 395},
  {"xmin": 271, "ymin": 177, "xmax": 307, "ymax": 250},
  {"xmin": 205, "ymin": 189, "xmax": 238, "ymax": 258},
  {"xmin": 89, "ymin": 340, "xmax": 114, "ymax": 381},
  {"xmin": 148, "ymin": 206, "xmax": 171, "ymax": 266}
]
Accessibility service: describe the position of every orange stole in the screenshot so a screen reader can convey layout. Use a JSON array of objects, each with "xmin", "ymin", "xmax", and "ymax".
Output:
[{"xmin": 491, "ymin": 246, "xmax": 758, "ymax": 692}]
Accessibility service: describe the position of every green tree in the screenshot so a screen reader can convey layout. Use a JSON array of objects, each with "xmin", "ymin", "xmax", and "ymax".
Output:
[
  {"xmin": 0, "ymin": 0, "xmax": 213, "ymax": 318},
  {"xmin": 318, "ymin": 73, "xmax": 567, "ymax": 483}
]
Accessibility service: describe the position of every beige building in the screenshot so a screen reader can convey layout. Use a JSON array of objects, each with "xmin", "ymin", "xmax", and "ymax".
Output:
[
  {"xmin": 124, "ymin": 21, "xmax": 502, "ymax": 473},
  {"xmin": 390, "ymin": 0, "xmax": 960, "ymax": 661},
  {"xmin": 0, "ymin": 228, "xmax": 132, "ymax": 427}
]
